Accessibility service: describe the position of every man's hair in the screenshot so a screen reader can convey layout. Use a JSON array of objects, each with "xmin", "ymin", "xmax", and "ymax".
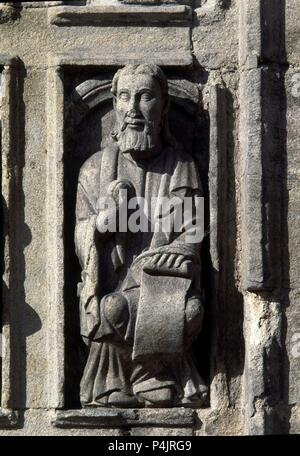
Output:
[{"xmin": 111, "ymin": 64, "xmax": 169, "ymax": 102}]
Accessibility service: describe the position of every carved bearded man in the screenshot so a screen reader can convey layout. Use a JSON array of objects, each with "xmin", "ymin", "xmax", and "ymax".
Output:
[{"xmin": 75, "ymin": 64, "xmax": 207, "ymax": 408}]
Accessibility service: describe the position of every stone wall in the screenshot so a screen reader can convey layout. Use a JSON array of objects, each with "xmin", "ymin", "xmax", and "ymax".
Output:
[{"xmin": 0, "ymin": 0, "xmax": 299, "ymax": 436}]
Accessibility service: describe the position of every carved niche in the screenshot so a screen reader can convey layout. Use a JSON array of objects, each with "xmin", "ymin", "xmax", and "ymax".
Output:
[{"xmin": 62, "ymin": 64, "xmax": 211, "ymax": 409}]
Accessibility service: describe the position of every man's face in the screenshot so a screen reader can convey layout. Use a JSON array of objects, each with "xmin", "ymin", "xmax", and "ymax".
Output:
[{"xmin": 115, "ymin": 72, "xmax": 165, "ymax": 158}]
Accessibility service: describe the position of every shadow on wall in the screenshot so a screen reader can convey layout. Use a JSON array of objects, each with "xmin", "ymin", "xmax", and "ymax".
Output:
[
  {"xmin": 260, "ymin": 0, "xmax": 290, "ymax": 434},
  {"xmin": 0, "ymin": 64, "xmax": 42, "ymax": 410},
  {"xmin": 218, "ymin": 88, "xmax": 245, "ymax": 407}
]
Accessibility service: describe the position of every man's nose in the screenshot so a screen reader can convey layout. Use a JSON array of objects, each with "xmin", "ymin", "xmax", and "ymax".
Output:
[{"xmin": 127, "ymin": 97, "xmax": 140, "ymax": 116}]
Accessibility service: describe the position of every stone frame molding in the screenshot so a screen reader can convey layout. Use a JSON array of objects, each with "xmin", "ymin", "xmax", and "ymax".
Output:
[
  {"xmin": 0, "ymin": 53, "xmax": 22, "ymax": 428},
  {"xmin": 46, "ymin": 51, "xmax": 204, "ymax": 427}
]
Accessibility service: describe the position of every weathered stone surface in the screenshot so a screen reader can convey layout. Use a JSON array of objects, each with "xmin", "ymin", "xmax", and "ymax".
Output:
[
  {"xmin": 286, "ymin": 0, "xmax": 300, "ymax": 64},
  {"xmin": 290, "ymin": 406, "xmax": 300, "ymax": 434},
  {"xmin": 285, "ymin": 68, "xmax": 300, "ymax": 176},
  {"xmin": 283, "ymin": 66, "xmax": 300, "ymax": 411},
  {"xmin": 48, "ymin": 50, "xmax": 193, "ymax": 68},
  {"xmin": 243, "ymin": 295, "xmax": 287, "ymax": 435},
  {"xmin": 0, "ymin": 0, "xmax": 298, "ymax": 437},
  {"xmin": 118, "ymin": 1, "xmax": 193, "ymax": 4},
  {"xmin": 197, "ymin": 408, "xmax": 243, "ymax": 436},
  {"xmin": 0, "ymin": 410, "xmax": 123, "ymax": 436},
  {"xmin": 239, "ymin": 0, "xmax": 286, "ymax": 66},
  {"xmin": 48, "ymin": 4, "xmax": 192, "ymax": 26},
  {"xmin": 90, "ymin": 1, "xmax": 193, "ymax": 4},
  {"xmin": 130, "ymin": 427, "xmax": 194, "ymax": 436},
  {"xmin": 0, "ymin": 4, "xmax": 19, "ymax": 24},
  {"xmin": 52, "ymin": 408, "xmax": 195, "ymax": 429},
  {"xmin": 192, "ymin": 0, "xmax": 239, "ymax": 69},
  {"xmin": 0, "ymin": 410, "xmax": 18, "ymax": 429}
]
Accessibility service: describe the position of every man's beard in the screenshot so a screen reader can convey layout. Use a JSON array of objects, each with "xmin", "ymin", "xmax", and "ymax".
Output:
[{"xmin": 116, "ymin": 121, "xmax": 159, "ymax": 156}]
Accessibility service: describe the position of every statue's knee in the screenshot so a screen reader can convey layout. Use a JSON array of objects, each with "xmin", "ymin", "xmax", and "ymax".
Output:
[
  {"xmin": 185, "ymin": 297, "xmax": 204, "ymax": 340},
  {"xmin": 102, "ymin": 293, "xmax": 129, "ymax": 327}
]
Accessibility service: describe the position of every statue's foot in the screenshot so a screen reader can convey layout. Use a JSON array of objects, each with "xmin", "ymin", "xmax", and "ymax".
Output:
[
  {"xmin": 108, "ymin": 391, "xmax": 142, "ymax": 408},
  {"xmin": 82, "ymin": 392, "xmax": 141, "ymax": 408},
  {"xmin": 137, "ymin": 387, "xmax": 174, "ymax": 407}
]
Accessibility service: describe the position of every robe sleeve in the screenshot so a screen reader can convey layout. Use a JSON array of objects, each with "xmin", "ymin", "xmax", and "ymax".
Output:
[
  {"xmin": 170, "ymin": 186, "xmax": 204, "ymax": 258},
  {"xmin": 166, "ymin": 150, "xmax": 204, "ymax": 257},
  {"xmin": 75, "ymin": 177, "xmax": 100, "ymax": 341}
]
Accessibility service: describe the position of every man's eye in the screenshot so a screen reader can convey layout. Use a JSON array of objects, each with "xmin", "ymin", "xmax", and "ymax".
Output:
[
  {"xmin": 141, "ymin": 92, "xmax": 152, "ymax": 101},
  {"xmin": 119, "ymin": 92, "xmax": 129, "ymax": 101}
]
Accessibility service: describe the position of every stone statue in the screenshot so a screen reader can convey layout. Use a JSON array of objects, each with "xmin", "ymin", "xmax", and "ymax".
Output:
[{"xmin": 75, "ymin": 64, "xmax": 208, "ymax": 408}]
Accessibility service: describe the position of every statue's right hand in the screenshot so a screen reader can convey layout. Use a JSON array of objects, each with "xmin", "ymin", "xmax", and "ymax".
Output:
[
  {"xmin": 96, "ymin": 180, "xmax": 135, "ymax": 235},
  {"xmin": 107, "ymin": 179, "xmax": 135, "ymax": 206}
]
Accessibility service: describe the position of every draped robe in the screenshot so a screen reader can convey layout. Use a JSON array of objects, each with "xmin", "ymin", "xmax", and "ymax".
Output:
[{"xmin": 75, "ymin": 141, "xmax": 207, "ymax": 405}]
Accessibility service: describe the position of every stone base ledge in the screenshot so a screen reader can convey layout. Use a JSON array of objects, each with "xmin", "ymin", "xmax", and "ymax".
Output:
[
  {"xmin": 48, "ymin": 5, "xmax": 192, "ymax": 26},
  {"xmin": 52, "ymin": 408, "xmax": 196, "ymax": 429},
  {"xmin": 0, "ymin": 410, "xmax": 19, "ymax": 429}
]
